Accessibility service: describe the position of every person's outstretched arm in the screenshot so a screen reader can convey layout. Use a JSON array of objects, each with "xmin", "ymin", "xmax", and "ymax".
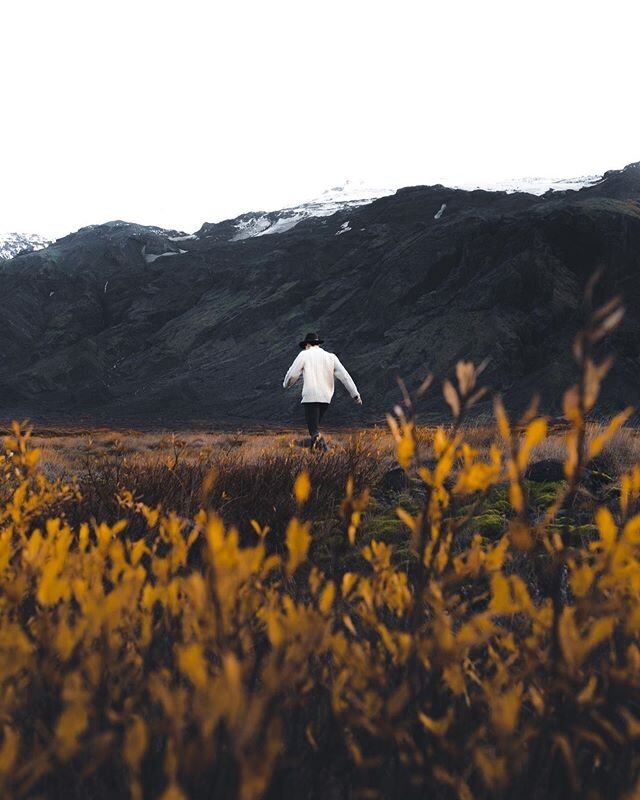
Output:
[
  {"xmin": 333, "ymin": 354, "xmax": 362, "ymax": 403},
  {"xmin": 283, "ymin": 351, "xmax": 305, "ymax": 389}
]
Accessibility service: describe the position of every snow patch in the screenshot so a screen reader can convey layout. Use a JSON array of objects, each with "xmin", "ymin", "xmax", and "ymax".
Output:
[
  {"xmin": 336, "ymin": 221, "xmax": 351, "ymax": 235},
  {"xmin": 168, "ymin": 234, "xmax": 198, "ymax": 241},
  {"xmin": 261, "ymin": 214, "xmax": 306, "ymax": 236},
  {"xmin": 144, "ymin": 250, "xmax": 186, "ymax": 264},
  {"xmin": 454, "ymin": 175, "xmax": 603, "ymax": 196},
  {"xmin": 231, "ymin": 217, "xmax": 273, "ymax": 241},
  {"xmin": 434, "ymin": 203, "xmax": 446, "ymax": 220}
]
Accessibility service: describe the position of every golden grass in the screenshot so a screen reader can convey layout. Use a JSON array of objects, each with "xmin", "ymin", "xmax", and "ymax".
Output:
[{"xmin": 28, "ymin": 422, "xmax": 640, "ymax": 483}]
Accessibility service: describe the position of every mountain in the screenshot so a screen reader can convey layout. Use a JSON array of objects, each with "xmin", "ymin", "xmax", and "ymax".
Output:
[
  {"xmin": 0, "ymin": 163, "xmax": 639, "ymax": 426},
  {"xmin": 0, "ymin": 232, "xmax": 51, "ymax": 261},
  {"xmin": 197, "ymin": 181, "xmax": 394, "ymax": 242}
]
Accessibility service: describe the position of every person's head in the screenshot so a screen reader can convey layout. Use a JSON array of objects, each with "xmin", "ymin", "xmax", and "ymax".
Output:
[{"xmin": 299, "ymin": 332, "xmax": 324, "ymax": 350}]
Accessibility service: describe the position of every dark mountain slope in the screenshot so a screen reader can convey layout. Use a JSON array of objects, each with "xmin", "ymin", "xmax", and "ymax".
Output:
[{"xmin": 1, "ymin": 164, "xmax": 640, "ymax": 425}]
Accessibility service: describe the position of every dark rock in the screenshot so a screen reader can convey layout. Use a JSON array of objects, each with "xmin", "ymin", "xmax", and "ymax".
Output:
[
  {"xmin": 525, "ymin": 460, "xmax": 566, "ymax": 483},
  {"xmin": 380, "ymin": 467, "xmax": 411, "ymax": 493}
]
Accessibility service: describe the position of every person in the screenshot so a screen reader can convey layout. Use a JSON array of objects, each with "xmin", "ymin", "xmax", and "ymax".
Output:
[{"xmin": 283, "ymin": 332, "xmax": 362, "ymax": 450}]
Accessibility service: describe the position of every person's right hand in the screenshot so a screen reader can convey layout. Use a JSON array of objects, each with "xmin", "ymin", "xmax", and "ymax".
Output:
[{"xmin": 353, "ymin": 394, "xmax": 363, "ymax": 406}]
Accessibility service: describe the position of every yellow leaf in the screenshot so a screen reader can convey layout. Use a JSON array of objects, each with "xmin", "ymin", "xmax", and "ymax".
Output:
[
  {"xmin": 570, "ymin": 563, "xmax": 594, "ymax": 599},
  {"xmin": 130, "ymin": 539, "xmax": 148, "ymax": 566},
  {"xmin": 264, "ymin": 609, "xmax": 284, "ymax": 646},
  {"xmin": 205, "ymin": 514, "xmax": 225, "ymax": 559},
  {"xmin": 342, "ymin": 572, "xmax": 357, "ymax": 596},
  {"xmin": 596, "ymin": 507, "xmax": 617, "ymax": 551},
  {"xmin": 584, "ymin": 357, "xmax": 612, "ymax": 412},
  {"xmin": 433, "ymin": 427, "xmax": 449, "ymax": 458},
  {"xmin": 528, "ymin": 685, "xmax": 545, "ymax": 715},
  {"xmin": 37, "ymin": 561, "xmax": 71, "ymax": 607},
  {"xmin": 397, "ymin": 434, "xmax": 415, "ymax": 469},
  {"xmin": 577, "ymin": 675, "xmax": 598, "ymax": 704},
  {"xmin": 319, "ymin": 582, "xmax": 335, "ymax": 614},
  {"xmin": 456, "ymin": 360, "xmax": 476, "ymax": 396},
  {"xmin": 250, "ymin": 519, "xmax": 270, "ymax": 540},
  {"xmin": 78, "ymin": 523, "xmax": 89, "ymax": 552},
  {"xmin": 620, "ymin": 708, "xmax": 640, "ymax": 738},
  {"xmin": 517, "ymin": 418, "xmax": 547, "ymax": 471},
  {"xmin": 177, "ymin": 643, "xmax": 208, "ymax": 690},
  {"xmin": 443, "ymin": 379, "xmax": 460, "ymax": 418},
  {"xmin": 124, "ymin": 716, "xmax": 148, "ymax": 772},
  {"xmin": 454, "ymin": 460, "xmax": 502, "ymax": 494},
  {"xmin": 508, "ymin": 481, "xmax": 524, "ymax": 514},
  {"xmin": 293, "ymin": 471, "xmax": 311, "ymax": 505},
  {"xmin": 493, "ymin": 397, "xmax": 511, "ymax": 441},
  {"xmin": 588, "ymin": 407, "xmax": 633, "ymax": 460},
  {"xmin": 286, "ymin": 518, "xmax": 311, "ymax": 576},
  {"xmin": 160, "ymin": 784, "xmax": 188, "ymax": 800},
  {"xmin": 474, "ymin": 747, "xmax": 507, "ymax": 790},
  {"xmin": 489, "ymin": 683, "xmax": 522, "ymax": 736},
  {"xmin": 0, "ymin": 725, "xmax": 18, "ymax": 774},
  {"xmin": 342, "ymin": 614, "xmax": 357, "ymax": 635},
  {"xmin": 419, "ymin": 708, "xmax": 454, "ymax": 736},
  {"xmin": 563, "ymin": 385, "xmax": 581, "ymax": 424},
  {"xmin": 396, "ymin": 507, "xmax": 418, "ymax": 535},
  {"xmin": 559, "ymin": 608, "xmax": 615, "ymax": 673},
  {"xmin": 484, "ymin": 536, "xmax": 509, "ymax": 572},
  {"xmin": 442, "ymin": 664, "xmax": 465, "ymax": 695},
  {"xmin": 56, "ymin": 704, "xmax": 88, "ymax": 760},
  {"xmin": 386, "ymin": 413, "xmax": 400, "ymax": 442},
  {"xmin": 489, "ymin": 573, "xmax": 517, "ymax": 615},
  {"xmin": 433, "ymin": 767, "xmax": 473, "ymax": 800},
  {"xmin": 141, "ymin": 505, "xmax": 160, "ymax": 528}
]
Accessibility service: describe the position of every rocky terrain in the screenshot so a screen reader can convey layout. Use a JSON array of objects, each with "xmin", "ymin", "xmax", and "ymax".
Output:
[{"xmin": 1, "ymin": 163, "xmax": 639, "ymax": 426}]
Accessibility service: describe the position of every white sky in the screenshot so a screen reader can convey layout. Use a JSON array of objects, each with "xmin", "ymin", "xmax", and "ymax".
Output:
[{"xmin": 1, "ymin": 0, "xmax": 639, "ymax": 238}]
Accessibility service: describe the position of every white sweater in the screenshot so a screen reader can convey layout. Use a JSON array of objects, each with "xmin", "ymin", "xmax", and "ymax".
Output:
[{"xmin": 283, "ymin": 346, "xmax": 359, "ymax": 403}]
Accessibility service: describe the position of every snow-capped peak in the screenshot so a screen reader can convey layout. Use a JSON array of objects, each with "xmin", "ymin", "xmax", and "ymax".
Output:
[
  {"xmin": 229, "ymin": 181, "xmax": 394, "ymax": 241},
  {"xmin": 0, "ymin": 232, "xmax": 52, "ymax": 261}
]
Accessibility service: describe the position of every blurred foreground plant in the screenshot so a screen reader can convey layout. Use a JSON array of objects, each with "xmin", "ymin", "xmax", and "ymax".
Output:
[{"xmin": 0, "ymin": 291, "xmax": 638, "ymax": 799}]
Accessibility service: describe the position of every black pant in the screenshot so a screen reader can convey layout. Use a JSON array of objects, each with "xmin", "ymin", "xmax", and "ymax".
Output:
[{"xmin": 303, "ymin": 402, "xmax": 329, "ymax": 438}]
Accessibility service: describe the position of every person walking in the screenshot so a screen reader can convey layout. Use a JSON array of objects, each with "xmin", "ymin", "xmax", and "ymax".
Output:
[{"xmin": 283, "ymin": 332, "xmax": 362, "ymax": 450}]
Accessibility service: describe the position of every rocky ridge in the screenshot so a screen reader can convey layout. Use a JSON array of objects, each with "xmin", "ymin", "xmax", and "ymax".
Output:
[{"xmin": 0, "ymin": 163, "xmax": 639, "ymax": 426}]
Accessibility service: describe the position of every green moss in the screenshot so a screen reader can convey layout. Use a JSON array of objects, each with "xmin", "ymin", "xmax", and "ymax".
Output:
[
  {"xmin": 467, "ymin": 512, "xmax": 507, "ymax": 538},
  {"xmin": 525, "ymin": 479, "xmax": 567, "ymax": 509},
  {"xmin": 547, "ymin": 522, "xmax": 598, "ymax": 543}
]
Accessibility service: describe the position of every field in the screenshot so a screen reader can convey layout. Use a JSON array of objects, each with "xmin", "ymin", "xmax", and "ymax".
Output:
[{"xmin": 2, "ymin": 297, "xmax": 640, "ymax": 799}]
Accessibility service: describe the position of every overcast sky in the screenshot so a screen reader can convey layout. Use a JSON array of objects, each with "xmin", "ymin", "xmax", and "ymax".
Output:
[{"xmin": 1, "ymin": 0, "xmax": 639, "ymax": 238}]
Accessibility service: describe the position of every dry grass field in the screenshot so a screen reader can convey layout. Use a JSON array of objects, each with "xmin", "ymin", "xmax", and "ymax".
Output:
[{"xmin": 21, "ymin": 420, "xmax": 640, "ymax": 482}]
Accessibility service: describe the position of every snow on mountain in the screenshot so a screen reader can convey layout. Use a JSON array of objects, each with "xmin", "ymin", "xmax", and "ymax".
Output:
[
  {"xmin": 229, "ymin": 180, "xmax": 393, "ymax": 241},
  {"xmin": 0, "ymin": 232, "xmax": 52, "ymax": 260},
  {"xmin": 0, "ymin": 173, "xmax": 609, "ymax": 252},
  {"xmin": 227, "ymin": 174, "xmax": 606, "ymax": 241},
  {"xmin": 455, "ymin": 174, "xmax": 604, "ymax": 196}
]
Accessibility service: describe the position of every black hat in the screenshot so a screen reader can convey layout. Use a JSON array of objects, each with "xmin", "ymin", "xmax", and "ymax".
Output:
[{"xmin": 299, "ymin": 332, "xmax": 324, "ymax": 349}]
